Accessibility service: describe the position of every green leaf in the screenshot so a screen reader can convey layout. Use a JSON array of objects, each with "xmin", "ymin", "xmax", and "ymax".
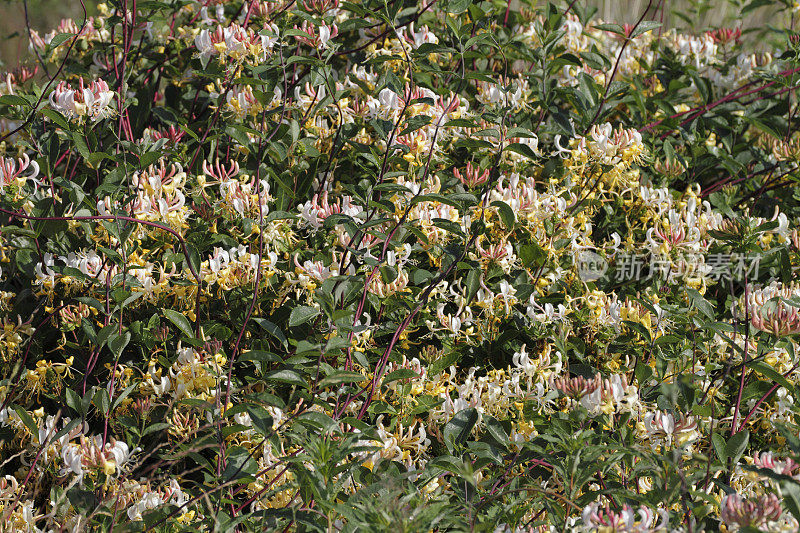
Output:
[
  {"xmin": 72, "ymin": 132, "xmax": 91, "ymax": 161},
  {"xmin": 141, "ymin": 422, "xmax": 171, "ymax": 437},
  {"xmin": 686, "ymin": 288, "xmax": 715, "ymax": 319},
  {"xmin": 373, "ymin": 183, "xmax": 412, "ymax": 194},
  {"xmin": 432, "ymin": 218, "xmax": 465, "ymax": 237},
  {"xmin": 399, "ymin": 115, "xmax": 432, "ymax": 136},
  {"xmin": 663, "ymin": 139, "xmax": 675, "ymax": 165},
  {"xmin": 95, "ymin": 324, "xmax": 116, "ymax": 349},
  {"xmin": 139, "ymin": 151, "xmax": 161, "ymax": 169},
  {"xmin": 163, "ymin": 309, "xmax": 195, "ymax": 339},
  {"xmin": 711, "ymin": 432, "xmax": 727, "ymax": 464},
  {"xmin": 108, "ymin": 330, "xmax": 131, "ymax": 357},
  {"xmin": 465, "ymin": 268, "xmax": 481, "ymax": 302},
  {"xmin": 318, "ymin": 371, "xmax": 365, "ymax": 388},
  {"xmin": 12, "ymin": 406, "xmax": 38, "ymax": 436},
  {"xmin": 484, "ymin": 416, "xmax": 509, "ymax": 452},
  {"xmin": 297, "ymin": 411, "xmax": 338, "ymax": 433},
  {"xmin": 383, "ymin": 368, "xmax": 417, "ymax": 385},
  {"xmin": 776, "ymin": 423, "xmax": 800, "ymax": 455},
  {"xmin": 253, "ymin": 319, "xmax": 289, "ymax": 349},
  {"xmin": 184, "ymin": 243, "xmax": 201, "ymax": 278},
  {"xmin": 491, "ymin": 200, "xmax": 515, "ymax": 228},
  {"xmin": 88, "ymin": 152, "xmax": 111, "ymax": 167},
  {"xmin": 443, "ymin": 407, "xmax": 479, "ymax": 453},
  {"xmin": 265, "ymin": 369, "xmax": 310, "ymax": 389},
  {"xmin": 93, "ymin": 388, "xmax": 110, "ymax": 414},
  {"xmin": 446, "ymin": 0, "xmax": 471, "ymax": 14},
  {"xmin": 429, "ymin": 349, "xmax": 461, "ymax": 376},
  {"xmin": 49, "ymin": 32, "xmax": 73, "ymax": 48},
  {"xmin": 629, "ymin": 21, "xmax": 661, "ymax": 39},
  {"xmin": 505, "ymin": 142, "xmax": 539, "ymax": 160},
  {"xmin": 289, "ymin": 305, "xmax": 320, "ymax": 327},
  {"xmin": 519, "ymin": 243, "xmax": 547, "ymax": 268},
  {"xmin": 781, "ymin": 480, "xmax": 800, "ymax": 521},
  {"xmin": 112, "ymin": 384, "xmax": 138, "ymax": 411},
  {"xmin": 240, "ymin": 350, "xmax": 280, "ymax": 363},
  {"xmin": 593, "ymin": 23, "xmax": 625, "ymax": 35},
  {"xmin": 747, "ymin": 361, "xmax": 793, "ymax": 391},
  {"xmin": 0, "ymin": 95, "xmax": 30, "ymax": 107},
  {"xmin": 65, "ymin": 389, "xmax": 84, "ymax": 416},
  {"xmin": 446, "ymin": 118, "xmax": 479, "ymax": 128},
  {"xmin": 727, "ymin": 429, "xmax": 750, "ymax": 465},
  {"xmin": 49, "ymin": 418, "xmax": 82, "ymax": 446},
  {"xmin": 41, "ymin": 109, "xmax": 70, "ymax": 130},
  {"xmin": 67, "ymin": 487, "xmax": 98, "ymax": 512},
  {"xmin": 743, "ymin": 0, "xmax": 773, "ymax": 14}
]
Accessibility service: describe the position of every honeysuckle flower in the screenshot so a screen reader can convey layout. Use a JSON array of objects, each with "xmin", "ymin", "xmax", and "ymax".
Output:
[
  {"xmin": 318, "ymin": 23, "xmax": 337, "ymax": 48},
  {"xmin": 378, "ymin": 87, "xmax": 401, "ymax": 112},
  {"xmin": 552, "ymin": 372, "xmax": 637, "ymax": 416},
  {"xmin": 261, "ymin": 23, "xmax": 280, "ymax": 52},
  {"xmin": 60, "ymin": 435, "xmax": 136, "ymax": 483},
  {"xmin": 198, "ymin": 6, "xmax": 216, "ymax": 25},
  {"xmin": 127, "ymin": 491, "xmax": 163, "ymax": 520},
  {"xmin": 669, "ymin": 31, "xmax": 718, "ymax": 69},
  {"xmin": 404, "ymin": 23, "xmax": 438, "ymax": 48},
  {"xmin": 560, "ymin": 15, "xmax": 586, "ymax": 52},
  {"xmin": 642, "ymin": 410, "xmax": 699, "ymax": 448},
  {"xmin": 776, "ymin": 387, "xmax": 795, "ymax": 416},
  {"xmin": 742, "ymin": 282, "xmax": 800, "ymax": 336},
  {"xmin": 527, "ymin": 294, "xmax": 567, "ymax": 323},
  {"xmin": 294, "ymin": 21, "xmax": 338, "ymax": 49},
  {"xmin": 721, "ymin": 493, "xmax": 782, "ymax": 530},
  {"xmin": 301, "ymin": 0, "xmax": 339, "ymax": 14},
  {"xmin": 753, "ymin": 451, "xmax": 800, "ymax": 477},
  {"xmin": 202, "ymin": 159, "xmax": 240, "ymax": 185},
  {"xmin": 195, "ymin": 26, "xmax": 224, "ymax": 61},
  {"xmin": 511, "ymin": 344, "xmax": 537, "ymax": 376},
  {"xmin": 64, "ymin": 250, "xmax": 105, "ymax": 278},
  {"xmin": 226, "ymin": 85, "xmax": 263, "ymax": 118},
  {"xmin": 297, "ymin": 191, "xmax": 360, "ymax": 231},
  {"xmin": 294, "ymin": 255, "xmax": 338, "ymax": 284},
  {"xmin": 554, "ymin": 134, "xmax": 573, "ymax": 158},
  {"xmin": 579, "ymin": 502, "xmax": 668, "ymax": 532},
  {"xmin": 0, "ymin": 153, "xmax": 40, "ymax": 192},
  {"xmin": 49, "ymin": 78, "xmax": 115, "ymax": 121},
  {"xmin": 496, "ymin": 279, "xmax": 517, "ymax": 315},
  {"xmin": 6, "ymin": 1, "xmax": 800, "ymax": 530}
]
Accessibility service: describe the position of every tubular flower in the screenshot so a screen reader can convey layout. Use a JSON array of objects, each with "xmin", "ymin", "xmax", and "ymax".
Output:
[
  {"xmin": 721, "ymin": 493, "xmax": 782, "ymax": 530},
  {"xmin": 744, "ymin": 282, "xmax": 800, "ymax": 336},
  {"xmin": 49, "ymin": 78, "xmax": 115, "ymax": 121}
]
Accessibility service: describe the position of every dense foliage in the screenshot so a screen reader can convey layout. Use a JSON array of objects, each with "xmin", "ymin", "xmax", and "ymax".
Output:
[{"xmin": 2, "ymin": 0, "xmax": 800, "ymax": 530}]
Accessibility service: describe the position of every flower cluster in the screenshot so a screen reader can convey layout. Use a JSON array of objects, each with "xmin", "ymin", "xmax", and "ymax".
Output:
[{"xmin": 1, "ymin": 0, "xmax": 800, "ymax": 531}]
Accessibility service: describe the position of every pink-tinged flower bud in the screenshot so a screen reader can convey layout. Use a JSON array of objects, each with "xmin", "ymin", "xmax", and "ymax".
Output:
[
  {"xmin": 294, "ymin": 21, "xmax": 338, "ymax": 49},
  {"xmin": 150, "ymin": 126, "xmax": 185, "ymax": 145},
  {"xmin": 721, "ymin": 493, "xmax": 782, "ymax": 529},
  {"xmin": 550, "ymin": 374, "xmax": 600, "ymax": 400},
  {"xmin": 706, "ymin": 27, "xmax": 741, "ymax": 45},
  {"xmin": 753, "ymin": 451, "xmax": 800, "ymax": 477},
  {"xmin": 454, "ymin": 162, "xmax": 490, "ymax": 188},
  {"xmin": 746, "ymin": 283, "xmax": 800, "ymax": 336},
  {"xmin": 202, "ymin": 159, "xmax": 240, "ymax": 184},
  {"xmin": 301, "ymin": 0, "xmax": 339, "ymax": 14}
]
